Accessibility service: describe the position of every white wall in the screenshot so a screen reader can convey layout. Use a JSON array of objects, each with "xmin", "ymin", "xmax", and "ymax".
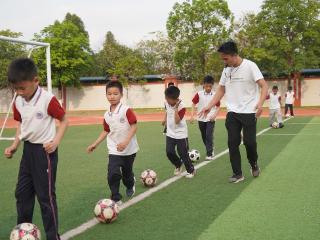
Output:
[{"xmin": 1, "ymin": 79, "xmax": 319, "ymax": 113}]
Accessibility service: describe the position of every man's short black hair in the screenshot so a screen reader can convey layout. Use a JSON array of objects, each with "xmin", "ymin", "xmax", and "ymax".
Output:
[
  {"xmin": 165, "ymin": 86, "xmax": 180, "ymax": 100},
  {"xmin": 106, "ymin": 80, "xmax": 123, "ymax": 94},
  {"xmin": 288, "ymin": 86, "xmax": 293, "ymax": 90},
  {"xmin": 272, "ymin": 85, "xmax": 278, "ymax": 90},
  {"xmin": 218, "ymin": 41, "xmax": 238, "ymax": 55},
  {"xmin": 7, "ymin": 58, "xmax": 38, "ymax": 84},
  {"xmin": 203, "ymin": 75, "xmax": 214, "ymax": 84}
]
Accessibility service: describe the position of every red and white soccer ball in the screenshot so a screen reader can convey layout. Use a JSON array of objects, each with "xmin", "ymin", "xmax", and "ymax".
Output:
[
  {"xmin": 272, "ymin": 122, "xmax": 279, "ymax": 129},
  {"xmin": 94, "ymin": 199, "xmax": 120, "ymax": 223},
  {"xmin": 10, "ymin": 223, "xmax": 41, "ymax": 240},
  {"xmin": 140, "ymin": 169, "xmax": 157, "ymax": 187}
]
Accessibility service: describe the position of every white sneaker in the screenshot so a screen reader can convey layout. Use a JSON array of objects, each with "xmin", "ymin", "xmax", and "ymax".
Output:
[
  {"xmin": 185, "ymin": 170, "xmax": 196, "ymax": 179},
  {"xmin": 174, "ymin": 167, "xmax": 182, "ymax": 176},
  {"xmin": 205, "ymin": 156, "xmax": 214, "ymax": 161}
]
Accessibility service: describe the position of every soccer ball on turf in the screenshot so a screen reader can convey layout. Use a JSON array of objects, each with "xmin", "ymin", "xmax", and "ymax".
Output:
[
  {"xmin": 189, "ymin": 149, "xmax": 200, "ymax": 162},
  {"xmin": 94, "ymin": 199, "xmax": 120, "ymax": 223},
  {"xmin": 10, "ymin": 223, "xmax": 41, "ymax": 240},
  {"xmin": 140, "ymin": 169, "xmax": 157, "ymax": 187},
  {"xmin": 272, "ymin": 122, "xmax": 279, "ymax": 129}
]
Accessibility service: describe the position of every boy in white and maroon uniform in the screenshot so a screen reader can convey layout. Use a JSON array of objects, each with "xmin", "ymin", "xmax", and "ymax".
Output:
[
  {"xmin": 4, "ymin": 58, "xmax": 68, "ymax": 240},
  {"xmin": 266, "ymin": 85, "xmax": 284, "ymax": 128},
  {"xmin": 191, "ymin": 75, "xmax": 221, "ymax": 160},
  {"xmin": 164, "ymin": 86, "xmax": 195, "ymax": 178},
  {"xmin": 87, "ymin": 81, "xmax": 138, "ymax": 204},
  {"xmin": 285, "ymin": 86, "xmax": 295, "ymax": 117}
]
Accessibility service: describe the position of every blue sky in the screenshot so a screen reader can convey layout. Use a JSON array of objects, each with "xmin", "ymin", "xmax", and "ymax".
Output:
[{"xmin": 0, "ymin": 0, "xmax": 264, "ymax": 51}]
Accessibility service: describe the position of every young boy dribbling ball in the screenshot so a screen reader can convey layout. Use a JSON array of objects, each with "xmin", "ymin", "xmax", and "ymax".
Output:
[
  {"xmin": 190, "ymin": 75, "xmax": 221, "ymax": 160},
  {"xmin": 4, "ymin": 58, "xmax": 68, "ymax": 240},
  {"xmin": 87, "ymin": 81, "xmax": 139, "ymax": 205},
  {"xmin": 163, "ymin": 86, "xmax": 196, "ymax": 178}
]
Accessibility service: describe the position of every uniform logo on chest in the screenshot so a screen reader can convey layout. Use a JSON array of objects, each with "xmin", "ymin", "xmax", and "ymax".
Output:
[
  {"xmin": 119, "ymin": 117, "xmax": 125, "ymax": 123},
  {"xmin": 35, "ymin": 111, "xmax": 44, "ymax": 119}
]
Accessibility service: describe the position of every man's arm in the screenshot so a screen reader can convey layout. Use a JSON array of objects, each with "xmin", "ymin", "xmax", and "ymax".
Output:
[
  {"xmin": 199, "ymin": 85, "xmax": 225, "ymax": 117},
  {"xmin": 255, "ymin": 79, "xmax": 268, "ymax": 117}
]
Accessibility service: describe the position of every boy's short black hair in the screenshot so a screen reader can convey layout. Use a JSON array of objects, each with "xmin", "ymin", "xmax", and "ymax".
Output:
[
  {"xmin": 218, "ymin": 41, "xmax": 238, "ymax": 55},
  {"xmin": 165, "ymin": 86, "xmax": 180, "ymax": 100},
  {"xmin": 203, "ymin": 75, "xmax": 214, "ymax": 84},
  {"xmin": 7, "ymin": 58, "xmax": 38, "ymax": 84},
  {"xmin": 288, "ymin": 86, "xmax": 293, "ymax": 90},
  {"xmin": 272, "ymin": 85, "xmax": 278, "ymax": 90},
  {"xmin": 168, "ymin": 82, "xmax": 175, "ymax": 87},
  {"xmin": 106, "ymin": 80, "xmax": 123, "ymax": 94}
]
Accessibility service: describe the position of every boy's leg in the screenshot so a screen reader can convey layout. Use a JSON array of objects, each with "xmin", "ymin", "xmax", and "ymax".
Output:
[
  {"xmin": 198, "ymin": 121, "xmax": 207, "ymax": 146},
  {"xmin": 269, "ymin": 109, "xmax": 275, "ymax": 125},
  {"xmin": 121, "ymin": 154, "xmax": 136, "ymax": 189},
  {"xmin": 166, "ymin": 136, "xmax": 182, "ymax": 168},
  {"xmin": 176, "ymin": 138, "xmax": 194, "ymax": 173},
  {"xmin": 15, "ymin": 143, "xmax": 35, "ymax": 224},
  {"xmin": 277, "ymin": 109, "xmax": 284, "ymax": 125},
  {"xmin": 108, "ymin": 155, "xmax": 123, "ymax": 201},
  {"xmin": 225, "ymin": 112, "xmax": 243, "ymax": 176},
  {"xmin": 240, "ymin": 114, "xmax": 258, "ymax": 168},
  {"xmin": 285, "ymin": 104, "xmax": 289, "ymax": 115},
  {"xmin": 290, "ymin": 104, "xmax": 294, "ymax": 116},
  {"xmin": 205, "ymin": 121, "xmax": 215, "ymax": 156},
  {"xmin": 31, "ymin": 144, "xmax": 60, "ymax": 240}
]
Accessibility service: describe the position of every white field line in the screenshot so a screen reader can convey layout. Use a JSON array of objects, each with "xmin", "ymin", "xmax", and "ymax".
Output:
[{"xmin": 61, "ymin": 117, "xmax": 291, "ymax": 240}]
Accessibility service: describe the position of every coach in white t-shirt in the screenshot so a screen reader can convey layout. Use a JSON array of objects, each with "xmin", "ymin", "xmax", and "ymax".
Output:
[{"xmin": 199, "ymin": 41, "xmax": 268, "ymax": 183}]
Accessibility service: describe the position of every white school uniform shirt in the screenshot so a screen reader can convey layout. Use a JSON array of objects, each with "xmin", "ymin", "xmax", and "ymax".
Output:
[
  {"xmin": 267, "ymin": 93, "xmax": 281, "ymax": 110},
  {"xmin": 103, "ymin": 103, "xmax": 139, "ymax": 156},
  {"xmin": 165, "ymin": 100, "xmax": 188, "ymax": 139},
  {"xmin": 13, "ymin": 87, "xmax": 65, "ymax": 144},
  {"xmin": 192, "ymin": 90, "xmax": 221, "ymax": 122},
  {"xmin": 219, "ymin": 59, "xmax": 264, "ymax": 113},
  {"xmin": 285, "ymin": 91, "xmax": 295, "ymax": 104}
]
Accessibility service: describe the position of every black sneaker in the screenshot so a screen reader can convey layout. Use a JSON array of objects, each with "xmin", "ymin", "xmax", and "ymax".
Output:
[
  {"xmin": 126, "ymin": 185, "xmax": 135, "ymax": 198},
  {"xmin": 229, "ymin": 174, "xmax": 245, "ymax": 183},
  {"xmin": 279, "ymin": 123, "xmax": 284, "ymax": 128},
  {"xmin": 126, "ymin": 177, "xmax": 136, "ymax": 198},
  {"xmin": 250, "ymin": 164, "xmax": 260, "ymax": 177}
]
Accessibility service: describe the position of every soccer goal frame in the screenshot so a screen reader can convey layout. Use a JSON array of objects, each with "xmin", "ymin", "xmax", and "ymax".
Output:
[{"xmin": 0, "ymin": 35, "xmax": 52, "ymax": 141}]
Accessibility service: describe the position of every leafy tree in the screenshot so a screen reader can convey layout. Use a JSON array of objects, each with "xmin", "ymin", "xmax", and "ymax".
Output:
[
  {"xmin": 0, "ymin": 30, "xmax": 26, "ymax": 89},
  {"xmin": 166, "ymin": 0, "xmax": 233, "ymax": 81}
]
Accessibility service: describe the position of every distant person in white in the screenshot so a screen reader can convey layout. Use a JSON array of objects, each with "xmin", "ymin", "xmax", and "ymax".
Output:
[
  {"xmin": 199, "ymin": 41, "xmax": 268, "ymax": 183},
  {"xmin": 285, "ymin": 86, "xmax": 295, "ymax": 117}
]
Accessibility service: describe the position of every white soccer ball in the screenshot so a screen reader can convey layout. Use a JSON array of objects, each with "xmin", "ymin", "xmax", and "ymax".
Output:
[
  {"xmin": 272, "ymin": 122, "xmax": 279, "ymax": 129},
  {"xmin": 189, "ymin": 149, "xmax": 200, "ymax": 162},
  {"xmin": 140, "ymin": 169, "xmax": 157, "ymax": 187},
  {"xmin": 10, "ymin": 223, "xmax": 41, "ymax": 240},
  {"xmin": 94, "ymin": 199, "xmax": 120, "ymax": 223}
]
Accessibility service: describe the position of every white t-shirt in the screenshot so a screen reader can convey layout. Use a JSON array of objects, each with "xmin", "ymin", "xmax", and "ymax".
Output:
[
  {"xmin": 267, "ymin": 93, "xmax": 281, "ymax": 109},
  {"xmin": 219, "ymin": 59, "xmax": 264, "ymax": 113},
  {"xmin": 285, "ymin": 91, "xmax": 295, "ymax": 104},
  {"xmin": 192, "ymin": 90, "xmax": 221, "ymax": 122},
  {"xmin": 13, "ymin": 87, "xmax": 65, "ymax": 144},
  {"xmin": 103, "ymin": 103, "xmax": 139, "ymax": 156},
  {"xmin": 165, "ymin": 100, "xmax": 188, "ymax": 139}
]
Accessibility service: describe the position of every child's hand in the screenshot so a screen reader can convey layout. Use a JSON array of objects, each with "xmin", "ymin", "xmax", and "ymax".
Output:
[
  {"xmin": 43, "ymin": 141, "xmax": 58, "ymax": 154},
  {"xmin": 210, "ymin": 114, "xmax": 217, "ymax": 122},
  {"xmin": 87, "ymin": 144, "xmax": 96, "ymax": 153},
  {"xmin": 161, "ymin": 120, "xmax": 166, "ymax": 126},
  {"xmin": 4, "ymin": 145, "xmax": 17, "ymax": 159},
  {"xmin": 117, "ymin": 141, "xmax": 128, "ymax": 152}
]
